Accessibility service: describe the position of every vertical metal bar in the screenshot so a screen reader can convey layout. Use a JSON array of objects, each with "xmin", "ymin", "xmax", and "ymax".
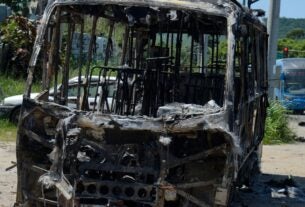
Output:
[
  {"xmin": 173, "ymin": 17, "xmax": 183, "ymax": 101},
  {"xmin": 171, "ymin": 33, "xmax": 174, "ymax": 59},
  {"xmin": 216, "ymin": 35, "xmax": 219, "ymax": 74},
  {"xmin": 142, "ymin": 37, "xmax": 151, "ymax": 116},
  {"xmin": 85, "ymin": 15, "xmax": 98, "ymax": 79},
  {"xmin": 42, "ymin": 28, "xmax": 49, "ymax": 91},
  {"xmin": 62, "ymin": 20, "xmax": 74, "ymax": 105},
  {"xmin": 104, "ymin": 21, "xmax": 114, "ymax": 66},
  {"xmin": 95, "ymin": 67, "xmax": 103, "ymax": 112},
  {"xmin": 135, "ymin": 33, "xmax": 139, "ymax": 70},
  {"xmin": 48, "ymin": 8, "xmax": 61, "ymax": 103},
  {"xmin": 203, "ymin": 35, "xmax": 209, "ymax": 71},
  {"xmin": 54, "ymin": 64, "xmax": 59, "ymax": 103},
  {"xmin": 211, "ymin": 35, "xmax": 215, "ymax": 74},
  {"xmin": 77, "ymin": 17, "xmax": 84, "ymax": 110},
  {"xmin": 240, "ymin": 36, "xmax": 246, "ymax": 102},
  {"xmin": 175, "ymin": 29, "xmax": 182, "ymax": 69},
  {"xmin": 128, "ymin": 27, "xmax": 134, "ymax": 67},
  {"xmin": 190, "ymin": 35, "xmax": 194, "ymax": 74},
  {"xmin": 166, "ymin": 27, "xmax": 170, "ymax": 50},
  {"xmin": 97, "ymin": 21, "xmax": 114, "ymax": 112},
  {"xmin": 162, "ymin": 25, "xmax": 170, "ymax": 105},
  {"xmin": 81, "ymin": 15, "xmax": 98, "ymax": 110},
  {"xmin": 224, "ymin": 15, "xmax": 236, "ymax": 131},
  {"xmin": 160, "ymin": 31, "xmax": 163, "ymax": 54},
  {"xmin": 120, "ymin": 26, "xmax": 130, "ymax": 65},
  {"xmin": 201, "ymin": 34, "xmax": 205, "ymax": 75}
]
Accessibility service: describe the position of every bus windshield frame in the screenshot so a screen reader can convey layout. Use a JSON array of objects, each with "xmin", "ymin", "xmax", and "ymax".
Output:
[{"xmin": 284, "ymin": 69, "xmax": 305, "ymax": 95}]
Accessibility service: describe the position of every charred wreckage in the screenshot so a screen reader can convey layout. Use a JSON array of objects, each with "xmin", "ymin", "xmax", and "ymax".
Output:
[{"xmin": 15, "ymin": 0, "xmax": 268, "ymax": 206}]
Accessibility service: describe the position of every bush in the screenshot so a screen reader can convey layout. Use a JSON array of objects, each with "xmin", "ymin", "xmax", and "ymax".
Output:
[
  {"xmin": 0, "ymin": 15, "xmax": 36, "ymax": 78},
  {"xmin": 264, "ymin": 101, "xmax": 295, "ymax": 144}
]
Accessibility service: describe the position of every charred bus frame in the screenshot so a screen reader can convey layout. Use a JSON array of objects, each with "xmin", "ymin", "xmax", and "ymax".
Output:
[{"xmin": 15, "ymin": 0, "xmax": 268, "ymax": 206}]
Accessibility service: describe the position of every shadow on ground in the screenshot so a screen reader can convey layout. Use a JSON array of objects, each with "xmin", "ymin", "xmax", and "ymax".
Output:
[{"xmin": 232, "ymin": 173, "xmax": 305, "ymax": 207}]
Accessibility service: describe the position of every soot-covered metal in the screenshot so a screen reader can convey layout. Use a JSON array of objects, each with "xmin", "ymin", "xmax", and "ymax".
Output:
[{"xmin": 15, "ymin": 0, "xmax": 268, "ymax": 206}]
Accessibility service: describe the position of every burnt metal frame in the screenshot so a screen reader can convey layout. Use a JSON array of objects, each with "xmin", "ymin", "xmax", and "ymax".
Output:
[{"xmin": 15, "ymin": 1, "xmax": 268, "ymax": 207}]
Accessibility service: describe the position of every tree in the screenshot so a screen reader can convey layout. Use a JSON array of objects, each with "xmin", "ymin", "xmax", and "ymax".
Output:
[
  {"xmin": 286, "ymin": 28, "xmax": 305, "ymax": 40},
  {"xmin": 278, "ymin": 38, "xmax": 305, "ymax": 58},
  {"xmin": 0, "ymin": 15, "xmax": 36, "ymax": 77}
]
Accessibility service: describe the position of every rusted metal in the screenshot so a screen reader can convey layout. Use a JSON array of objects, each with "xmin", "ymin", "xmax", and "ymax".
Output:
[
  {"xmin": 15, "ymin": 0, "xmax": 268, "ymax": 206},
  {"xmin": 77, "ymin": 17, "xmax": 84, "ymax": 110}
]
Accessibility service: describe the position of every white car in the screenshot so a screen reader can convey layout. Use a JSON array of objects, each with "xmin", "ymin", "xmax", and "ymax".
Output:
[{"xmin": 0, "ymin": 76, "xmax": 116, "ymax": 124}]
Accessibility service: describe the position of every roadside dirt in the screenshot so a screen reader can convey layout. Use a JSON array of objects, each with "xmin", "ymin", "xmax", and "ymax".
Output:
[
  {"xmin": 0, "ymin": 142, "xmax": 304, "ymax": 206},
  {"xmin": 0, "ymin": 142, "xmax": 16, "ymax": 207},
  {"xmin": 262, "ymin": 143, "xmax": 305, "ymax": 179},
  {"xmin": 232, "ymin": 143, "xmax": 305, "ymax": 207},
  {"xmin": 288, "ymin": 115, "xmax": 305, "ymax": 140}
]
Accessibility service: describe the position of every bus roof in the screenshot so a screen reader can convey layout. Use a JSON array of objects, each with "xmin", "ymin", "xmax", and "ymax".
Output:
[
  {"xmin": 276, "ymin": 58, "xmax": 305, "ymax": 70},
  {"xmin": 45, "ymin": 0, "xmax": 243, "ymax": 18}
]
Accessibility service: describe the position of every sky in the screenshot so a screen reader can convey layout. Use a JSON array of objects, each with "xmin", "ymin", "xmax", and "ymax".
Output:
[{"xmin": 239, "ymin": 0, "xmax": 305, "ymax": 18}]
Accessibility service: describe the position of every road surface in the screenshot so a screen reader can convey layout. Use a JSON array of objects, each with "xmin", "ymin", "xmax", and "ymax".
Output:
[{"xmin": 0, "ymin": 142, "xmax": 305, "ymax": 206}]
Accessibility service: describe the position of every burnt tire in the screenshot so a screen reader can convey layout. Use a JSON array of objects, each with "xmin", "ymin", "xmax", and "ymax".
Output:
[{"xmin": 10, "ymin": 106, "xmax": 21, "ymax": 125}]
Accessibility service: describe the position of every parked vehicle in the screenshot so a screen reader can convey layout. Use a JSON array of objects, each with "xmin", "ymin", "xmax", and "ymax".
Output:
[
  {"xmin": 15, "ymin": 1, "xmax": 268, "ymax": 206},
  {"xmin": 0, "ymin": 92, "xmax": 39, "ymax": 123},
  {"xmin": 0, "ymin": 76, "xmax": 116, "ymax": 123},
  {"xmin": 274, "ymin": 58, "xmax": 305, "ymax": 114}
]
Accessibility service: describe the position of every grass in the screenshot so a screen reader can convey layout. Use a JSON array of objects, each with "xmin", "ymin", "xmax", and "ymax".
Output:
[
  {"xmin": 0, "ymin": 75, "xmax": 41, "ymax": 99},
  {"xmin": 264, "ymin": 101, "xmax": 296, "ymax": 145},
  {"xmin": 0, "ymin": 75, "xmax": 38, "ymax": 142},
  {"xmin": 0, "ymin": 119, "xmax": 17, "ymax": 142}
]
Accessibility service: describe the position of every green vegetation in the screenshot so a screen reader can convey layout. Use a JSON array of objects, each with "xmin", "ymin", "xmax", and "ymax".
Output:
[
  {"xmin": 0, "ymin": 15, "xmax": 36, "ymax": 51},
  {"xmin": 0, "ymin": 119, "xmax": 17, "ymax": 142},
  {"xmin": 278, "ymin": 18, "xmax": 305, "ymax": 38},
  {"xmin": 264, "ymin": 101, "xmax": 295, "ymax": 145},
  {"xmin": 286, "ymin": 28, "xmax": 305, "ymax": 40},
  {"xmin": 0, "ymin": 15, "xmax": 37, "ymax": 78},
  {"xmin": 0, "ymin": 75, "xmax": 40, "ymax": 98},
  {"xmin": 277, "ymin": 37, "xmax": 305, "ymax": 57},
  {"xmin": 0, "ymin": 74, "xmax": 37, "ymax": 142},
  {"xmin": 276, "ymin": 19, "xmax": 305, "ymax": 57},
  {"xmin": 0, "ymin": 0, "xmax": 30, "ymax": 16},
  {"xmin": 0, "ymin": 75, "xmax": 38, "ymax": 143}
]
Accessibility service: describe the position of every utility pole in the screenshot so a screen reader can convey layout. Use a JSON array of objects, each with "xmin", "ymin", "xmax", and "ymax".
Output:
[{"xmin": 267, "ymin": 0, "xmax": 281, "ymax": 98}]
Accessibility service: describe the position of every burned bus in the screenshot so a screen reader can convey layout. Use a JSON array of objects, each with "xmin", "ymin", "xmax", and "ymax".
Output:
[{"xmin": 15, "ymin": 0, "xmax": 268, "ymax": 206}]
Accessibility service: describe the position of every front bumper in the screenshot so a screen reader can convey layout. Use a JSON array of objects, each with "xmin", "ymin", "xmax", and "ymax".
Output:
[
  {"xmin": 283, "ymin": 99, "xmax": 305, "ymax": 111},
  {"xmin": 0, "ymin": 104, "xmax": 14, "ymax": 117},
  {"xmin": 16, "ymin": 99, "xmax": 237, "ymax": 207}
]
